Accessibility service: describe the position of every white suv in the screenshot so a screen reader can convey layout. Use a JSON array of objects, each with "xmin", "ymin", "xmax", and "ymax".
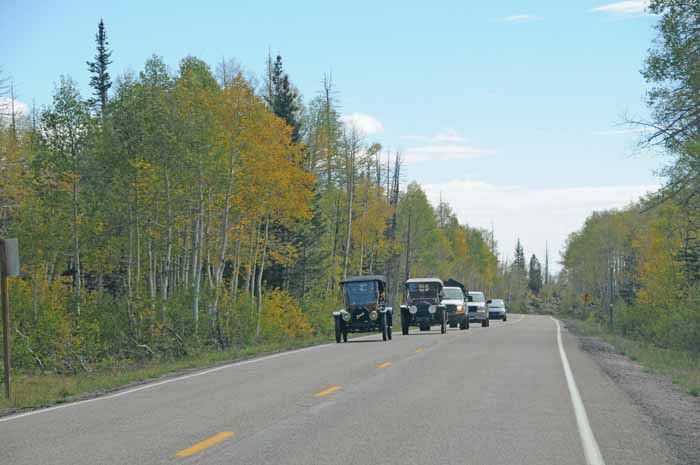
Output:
[{"xmin": 467, "ymin": 291, "xmax": 490, "ymax": 327}]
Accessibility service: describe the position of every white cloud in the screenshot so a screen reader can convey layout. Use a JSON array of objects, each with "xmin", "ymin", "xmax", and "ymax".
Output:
[
  {"xmin": 502, "ymin": 14, "xmax": 543, "ymax": 23},
  {"xmin": 340, "ymin": 113, "xmax": 384, "ymax": 136},
  {"xmin": 403, "ymin": 129, "xmax": 465, "ymax": 143},
  {"xmin": 404, "ymin": 145, "xmax": 494, "ymax": 163},
  {"xmin": 422, "ymin": 180, "xmax": 659, "ymax": 272},
  {"xmin": 591, "ymin": 1, "xmax": 649, "ymax": 15},
  {"xmin": 0, "ymin": 98, "xmax": 28, "ymax": 119}
]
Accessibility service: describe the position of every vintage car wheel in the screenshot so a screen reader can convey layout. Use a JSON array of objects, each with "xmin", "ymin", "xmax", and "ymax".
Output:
[
  {"xmin": 459, "ymin": 318, "xmax": 467, "ymax": 330},
  {"xmin": 381, "ymin": 315, "xmax": 388, "ymax": 341},
  {"xmin": 387, "ymin": 322, "xmax": 392, "ymax": 340},
  {"xmin": 335, "ymin": 318, "xmax": 342, "ymax": 343},
  {"xmin": 342, "ymin": 329, "xmax": 348, "ymax": 342},
  {"xmin": 440, "ymin": 311, "xmax": 447, "ymax": 334},
  {"xmin": 503, "ymin": 314, "xmax": 507, "ymax": 322}
]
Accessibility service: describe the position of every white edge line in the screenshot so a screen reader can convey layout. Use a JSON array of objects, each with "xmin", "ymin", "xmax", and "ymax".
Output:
[
  {"xmin": 551, "ymin": 316, "xmax": 606, "ymax": 465},
  {"xmin": 0, "ymin": 342, "xmax": 334, "ymax": 424}
]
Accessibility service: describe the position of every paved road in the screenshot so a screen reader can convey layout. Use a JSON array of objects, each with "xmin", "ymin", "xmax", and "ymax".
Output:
[{"xmin": 0, "ymin": 315, "xmax": 677, "ymax": 465}]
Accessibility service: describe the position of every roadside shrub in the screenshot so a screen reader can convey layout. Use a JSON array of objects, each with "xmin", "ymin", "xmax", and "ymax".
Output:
[
  {"xmin": 299, "ymin": 287, "xmax": 340, "ymax": 336},
  {"xmin": 259, "ymin": 290, "xmax": 312, "ymax": 341}
]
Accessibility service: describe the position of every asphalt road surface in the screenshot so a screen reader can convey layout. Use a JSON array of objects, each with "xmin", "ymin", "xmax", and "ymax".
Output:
[{"xmin": 0, "ymin": 315, "xmax": 678, "ymax": 465}]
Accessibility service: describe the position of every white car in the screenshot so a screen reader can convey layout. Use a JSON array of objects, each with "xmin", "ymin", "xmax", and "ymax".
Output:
[
  {"xmin": 441, "ymin": 286, "xmax": 469, "ymax": 330},
  {"xmin": 467, "ymin": 291, "xmax": 490, "ymax": 327}
]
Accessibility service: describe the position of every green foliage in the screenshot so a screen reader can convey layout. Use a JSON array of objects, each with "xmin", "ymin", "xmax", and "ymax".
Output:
[
  {"xmin": 528, "ymin": 254, "xmax": 542, "ymax": 295},
  {"xmin": 561, "ymin": 200, "xmax": 700, "ymax": 353}
]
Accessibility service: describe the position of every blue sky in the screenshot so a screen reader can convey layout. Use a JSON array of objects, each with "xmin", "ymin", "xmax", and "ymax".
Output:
[{"xmin": 1, "ymin": 0, "xmax": 661, "ymax": 269}]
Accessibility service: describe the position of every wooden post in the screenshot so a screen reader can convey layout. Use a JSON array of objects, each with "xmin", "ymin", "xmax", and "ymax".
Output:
[{"xmin": 0, "ymin": 240, "xmax": 10, "ymax": 400}]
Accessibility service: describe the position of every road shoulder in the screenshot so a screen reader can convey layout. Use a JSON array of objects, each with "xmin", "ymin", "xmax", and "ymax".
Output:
[{"xmin": 564, "ymin": 320, "xmax": 700, "ymax": 465}]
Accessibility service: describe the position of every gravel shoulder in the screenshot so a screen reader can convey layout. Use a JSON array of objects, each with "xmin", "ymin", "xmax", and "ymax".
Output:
[{"xmin": 565, "ymin": 320, "xmax": 700, "ymax": 465}]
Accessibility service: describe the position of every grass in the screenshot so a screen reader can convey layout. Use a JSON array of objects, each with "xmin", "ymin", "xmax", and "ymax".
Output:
[
  {"xmin": 0, "ymin": 335, "xmax": 331, "ymax": 412},
  {"xmin": 574, "ymin": 320, "xmax": 700, "ymax": 397}
]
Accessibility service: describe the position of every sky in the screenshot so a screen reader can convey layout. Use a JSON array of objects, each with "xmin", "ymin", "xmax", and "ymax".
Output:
[{"xmin": 1, "ymin": 0, "xmax": 663, "ymax": 271}]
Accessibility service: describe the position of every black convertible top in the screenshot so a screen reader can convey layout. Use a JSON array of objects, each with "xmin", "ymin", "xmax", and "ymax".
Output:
[
  {"xmin": 340, "ymin": 275, "xmax": 387, "ymax": 285},
  {"xmin": 444, "ymin": 278, "xmax": 466, "ymax": 292}
]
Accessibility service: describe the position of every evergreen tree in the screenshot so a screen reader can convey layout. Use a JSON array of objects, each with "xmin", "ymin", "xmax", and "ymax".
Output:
[
  {"xmin": 528, "ymin": 254, "xmax": 543, "ymax": 294},
  {"xmin": 265, "ymin": 54, "xmax": 302, "ymax": 143},
  {"xmin": 86, "ymin": 18, "xmax": 113, "ymax": 114},
  {"xmin": 512, "ymin": 239, "xmax": 526, "ymax": 274}
]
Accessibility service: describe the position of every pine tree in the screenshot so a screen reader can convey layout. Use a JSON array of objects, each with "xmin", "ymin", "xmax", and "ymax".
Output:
[
  {"xmin": 265, "ymin": 54, "xmax": 301, "ymax": 143},
  {"xmin": 512, "ymin": 239, "xmax": 526, "ymax": 274},
  {"xmin": 86, "ymin": 18, "xmax": 113, "ymax": 114},
  {"xmin": 528, "ymin": 254, "xmax": 543, "ymax": 294}
]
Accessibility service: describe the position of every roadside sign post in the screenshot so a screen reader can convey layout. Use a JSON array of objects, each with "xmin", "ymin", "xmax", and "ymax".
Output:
[{"xmin": 1, "ymin": 238, "xmax": 19, "ymax": 400}]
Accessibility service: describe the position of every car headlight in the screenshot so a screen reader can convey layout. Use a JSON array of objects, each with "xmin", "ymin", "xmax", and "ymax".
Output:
[
  {"xmin": 456, "ymin": 305, "xmax": 464, "ymax": 312},
  {"xmin": 409, "ymin": 305, "xmax": 418, "ymax": 314},
  {"xmin": 369, "ymin": 310, "xmax": 379, "ymax": 321},
  {"xmin": 428, "ymin": 305, "xmax": 437, "ymax": 314},
  {"xmin": 341, "ymin": 311, "xmax": 351, "ymax": 322}
]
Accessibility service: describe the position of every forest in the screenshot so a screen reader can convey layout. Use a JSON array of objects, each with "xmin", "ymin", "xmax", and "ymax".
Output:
[{"xmin": 0, "ymin": 21, "xmax": 503, "ymax": 376}]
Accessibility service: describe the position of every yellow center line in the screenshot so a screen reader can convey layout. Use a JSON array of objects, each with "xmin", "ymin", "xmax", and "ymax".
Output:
[
  {"xmin": 313, "ymin": 385, "xmax": 342, "ymax": 397},
  {"xmin": 376, "ymin": 361, "xmax": 392, "ymax": 369},
  {"xmin": 415, "ymin": 347, "xmax": 424, "ymax": 353},
  {"xmin": 175, "ymin": 432, "xmax": 235, "ymax": 458}
]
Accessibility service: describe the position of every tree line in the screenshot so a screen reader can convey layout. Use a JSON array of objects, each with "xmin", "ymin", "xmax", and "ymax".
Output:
[{"xmin": 0, "ymin": 20, "xmax": 499, "ymax": 374}]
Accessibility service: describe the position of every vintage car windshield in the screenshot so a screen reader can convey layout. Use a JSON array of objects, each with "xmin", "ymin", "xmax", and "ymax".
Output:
[
  {"xmin": 467, "ymin": 292, "xmax": 485, "ymax": 302},
  {"xmin": 442, "ymin": 288, "xmax": 463, "ymax": 300},
  {"xmin": 407, "ymin": 282, "xmax": 441, "ymax": 299},
  {"xmin": 344, "ymin": 281, "xmax": 377, "ymax": 306}
]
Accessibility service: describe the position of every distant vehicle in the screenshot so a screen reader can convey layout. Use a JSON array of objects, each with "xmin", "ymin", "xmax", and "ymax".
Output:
[
  {"xmin": 333, "ymin": 275, "xmax": 393, "ymax": 343},
  {"xmin": 487, "ymin": 299, "xmax": 507, "ymax": 321},
  {"xmin": 467, "ymin": 291, "xmax": 490, "ymax": 327},
  {"xmin": 400, "ymin": 278, "xmax": 447, "ymax": 334},
  {"xmin": 442, "ymin": 286, "xmax": 469, "ymax": 330}
]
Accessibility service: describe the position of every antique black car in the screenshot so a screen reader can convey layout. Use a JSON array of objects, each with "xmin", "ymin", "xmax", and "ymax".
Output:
[
  {"xmin": 333, "ymin": 275, "xmax": 393, "ymax": 343},
  {"xmin": 400, "ymin": 278, "xmax": 447, "ymax": 334}
]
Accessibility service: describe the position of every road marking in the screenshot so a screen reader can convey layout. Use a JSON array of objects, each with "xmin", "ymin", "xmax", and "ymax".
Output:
[
  {"xmin": 175, "ymin": 432, "xmax": 234, "ymax": 458},
  {"xmin": 376, "ymin": 361, "xmax": 392, "ymax": 369},
  {"xmin": 415, "ymin": 347, "xmax": 424, "ymax": 353},
  {"xmin": 552, "ymin": 317, "xmax": 606, "ymax": 465},
  {"xmin": 313, "ymin": 385, "xmax": 342, "ymax": 397},
  {"xmin": 0, "ymin": 343, "xmax": 339, "ymax": 424}
]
